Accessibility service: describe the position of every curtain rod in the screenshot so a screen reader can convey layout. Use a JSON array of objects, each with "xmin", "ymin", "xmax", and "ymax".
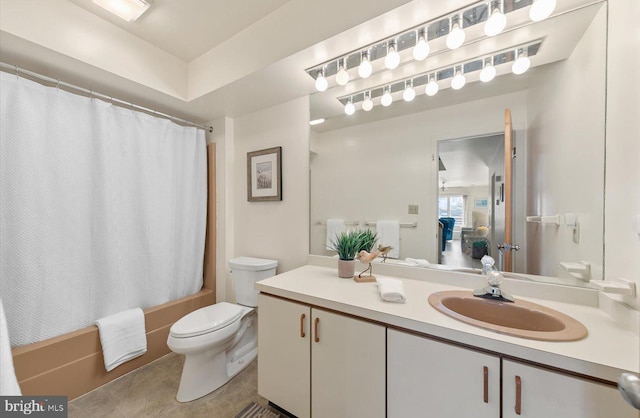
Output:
[{"xmin": 0, "ymin": 62, "xmax": 213, "ymax": 133}]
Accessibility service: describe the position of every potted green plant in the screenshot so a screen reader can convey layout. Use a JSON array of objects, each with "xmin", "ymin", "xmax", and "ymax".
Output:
[{"xmin": 329, "ymin": 229, "xmax": 378, "ymax": 278}]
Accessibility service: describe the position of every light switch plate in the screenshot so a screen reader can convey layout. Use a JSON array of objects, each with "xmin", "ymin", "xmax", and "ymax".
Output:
[{"xmin": 408, "ymin": 205, "xmax": 419, "ymax": 215}]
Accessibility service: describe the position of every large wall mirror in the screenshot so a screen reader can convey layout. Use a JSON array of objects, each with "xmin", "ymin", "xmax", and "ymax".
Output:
[{"xmin": 309, "ymin": 0, "xmax": 607, "ymax": 287}]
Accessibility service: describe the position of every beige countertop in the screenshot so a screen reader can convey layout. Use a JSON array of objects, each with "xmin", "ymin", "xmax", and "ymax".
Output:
[{"xmin": 256, "ymin": 264, "xmax": 639, "ymax": 383}]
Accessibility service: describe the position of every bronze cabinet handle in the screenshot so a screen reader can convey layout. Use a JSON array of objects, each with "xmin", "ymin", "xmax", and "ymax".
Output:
[
  {"xmin": 515, "ymin": 375, "xmax": 522, "ymax": 415},
  {"xmin": 314, "ymin": 317, "xmax": 320, "ymax": 343},
  {"xmin": 483, "ymin": 366, "xmax": 489, "ymax": 403},
  {"xmin": 299, "ymin": 314, "xmax": 306, "ymax": 338}
]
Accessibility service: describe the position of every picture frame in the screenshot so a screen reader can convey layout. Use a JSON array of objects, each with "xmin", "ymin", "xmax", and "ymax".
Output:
[
  {"xmin": 475, "ymin": 198, "xmax": 489, "ymax": 208},
  {"xmin": 247, "ymin": 146, "xmax": 282, "ymax": 202}
]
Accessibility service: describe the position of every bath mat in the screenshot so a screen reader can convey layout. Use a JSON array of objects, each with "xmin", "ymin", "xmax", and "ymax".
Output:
[{"xmin": 235, "ymin": 401, "xmax": 280, "ymax": 418}]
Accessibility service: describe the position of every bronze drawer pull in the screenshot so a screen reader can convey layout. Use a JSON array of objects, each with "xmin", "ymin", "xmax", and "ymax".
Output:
[
  {"xmin": 483, "ymin": 366, "xmax": 489, "ymax": 403},
  {"xmin": 299, "ymin": 314, "xmax": 306, "ymax": 338},
  {"xmin": 314, "ymin": 317, "xmax": 320, "ymax": 343},
  {"xmin": 515, "ymin": 375, "xmax": 522, "ymax": 415}
]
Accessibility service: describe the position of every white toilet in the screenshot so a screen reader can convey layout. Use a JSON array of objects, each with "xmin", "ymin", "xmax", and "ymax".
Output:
[{"xmin": 167, "ymin": 256, "xmax": 277, "ymax": 402}]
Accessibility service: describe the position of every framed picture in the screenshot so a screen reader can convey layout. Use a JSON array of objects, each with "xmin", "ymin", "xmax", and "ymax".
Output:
[
  {"xmin": 247, "ymin": 146, "xmax": 282, "ymax": 202},
  {"xmin": 475, "ymin": 198, "xmax": 489, "ymax": 208}
]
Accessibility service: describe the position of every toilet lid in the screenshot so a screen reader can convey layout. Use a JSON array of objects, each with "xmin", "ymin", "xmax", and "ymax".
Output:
[{"xmin": 170, "ymin": 302, "xmax": 244, "ymax": 338}]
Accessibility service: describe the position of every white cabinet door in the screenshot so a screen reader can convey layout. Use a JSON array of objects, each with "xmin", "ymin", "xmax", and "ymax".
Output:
[
  {"xmin": 387, "ymin": 329, "xmax": 500, "ymax": 418},
  {"xmin": 258, "ymin": 294, "xmax": 311, "ymax": 418},
  {"xmin": 503, "ymin": 360, "xmax": 637, "ymax": 418},
  {"xmin": 311, "ymin": 308, "xmax": 386, "ymax": 418}
]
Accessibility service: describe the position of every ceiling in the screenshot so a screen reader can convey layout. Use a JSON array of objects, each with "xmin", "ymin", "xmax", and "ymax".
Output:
[
  {"xmin": 66, "ymin": 0, "xmax": 291, "ymax": 62},
  {"xmin": 0, "ymin": 0, "xmax": 603, "ymax": 127},
  {"xmin": 439, "ymin": 134, "xmax": 504, "ymax": 188}
]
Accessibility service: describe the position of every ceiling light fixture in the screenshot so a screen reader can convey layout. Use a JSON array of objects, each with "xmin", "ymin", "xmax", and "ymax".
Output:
[
  {"xmin": 381, "ymin": 87, "xmax": 393, "ymax": 107},
  {"xmin": 451, "ymin": 66, "xmax": 466, "ymax": 90},
  {"xmin": 413, "ymin": 30, "xmax": 430, "ymax": 61},
  {"xmin": 315, "ymin": 68, "xmax": 328, "ymax": 91},
  {"xmin": 335, "ymin": 58, "xmax": 349, "ymax": 86},
  {"xmin": 358, "ymin": 51, "xmax": 373, "ymax": 78},
  {"xmin": 529, "ymin": 0, "xmax": 557, "ymax": 22},
  {"xmin": 403, "ymin": 80, "xmax": 416, "ymax": 102},
  {"xmin": 446, "ymin": 15, "xmax": 465, "ymax": 50},
  {"xmin": 512, "ymin": 48, "xmax": 531, "ymax": 74},
  {"xmin": 309, "ymin": 118, "xmax": 326, "ymax": 126},
  {"xmin": 336, "ymin": 41, "xmax": 541, "ymax": 114},
  {"xmin": 385, "ymin": 40, "xmax": 401, "ymax": 69},
  {"xmin": 362, "ymin": 91, "xmax": 374, "ymax": 111},
  {"xmin": 92, "ymin": 0, "xmax": 151, "ymax": 22},
  {"xmin": 425, "ymin": 74, "xmax": 439, "ymax": 96},
  {"xmin": 484, "ymin": 0, "xmax": 507, "ymax": 37},
  {"xmin": 479, "ymin": 57, "xmax": 497, "ymax": 82},
  {"xmin": 344, "ymin": 98, "xmax": 356, "ymax": 115}
]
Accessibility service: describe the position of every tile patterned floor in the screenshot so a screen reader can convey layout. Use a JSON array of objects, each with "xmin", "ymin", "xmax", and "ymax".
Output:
[{"xmin": 68, "ymin": 353, "xmax": 276, "ymax": 418}]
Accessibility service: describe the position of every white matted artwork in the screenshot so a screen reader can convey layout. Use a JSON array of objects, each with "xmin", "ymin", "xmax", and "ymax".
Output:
[{"xmin": 247, "ymin": 146, "xmax": 282, "ymax": 201}]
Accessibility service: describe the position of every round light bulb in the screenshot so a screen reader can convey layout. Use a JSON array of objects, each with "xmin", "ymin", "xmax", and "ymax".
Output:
[
  {"xmin": 358, "ymin": 55, "xmax": 372, "ymax": 78},
  {"xmin": 512, "ymin": 55, "xmax": 531, "ymax": 75},
  {"xmin": 529, "ymin": 0, "xmax": 556, "ymax": 21},
  {"xmin": 315, "ymin": 72, "xmax": 328, "ymax": 92},
  {"xmin": 484, "ymin": 8, "xmax": 506, "ymax": 36},
  {"xmin": 344, "ymin": 100, "xmax": 355, "ymax": 115},
  {"xmin": 413, "ymin": 35, "xmax": 430, "ymax": 61},
  {"xmin": 425, "ymin": 79, "xmax": 439, "ymax": 96},
  {"xmin": 381, "ymin": 90, "xmax": 393, "ymax": 107},
  {"xmin": 385, "ymin": 44, "xmax": 400, "ymax": 69},
  {"xmin": 336, "ymin": 66, "xmax": 349, "ymax": 86},
  {"xmin": 403, "ymin": 86, "xmax": 416, "ymax": 102},
  {"xmin": 480, "ymin": 64, "xmax": 496, "ymax": 82},
  {"xmin": 446, "ymin": 22, "xmax": 465, "ymax": 50},
  {"xmin": 451, "ymin": 71, "xmax": 466, "ymax": 90},
  {"xmin": 362, "ymin": 97, "xmax": 374, "ymax": 111}
]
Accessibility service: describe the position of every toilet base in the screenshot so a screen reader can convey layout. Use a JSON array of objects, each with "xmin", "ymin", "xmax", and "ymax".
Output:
[{"xmin": 176, "ymin": 341, "xmax": 258, "ymax": 402}]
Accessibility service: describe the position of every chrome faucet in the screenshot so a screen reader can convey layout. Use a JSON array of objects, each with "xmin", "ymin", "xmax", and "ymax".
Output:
[{"xmin": 473, "ymin": 264, "xmax": 514, "ymax": 303}]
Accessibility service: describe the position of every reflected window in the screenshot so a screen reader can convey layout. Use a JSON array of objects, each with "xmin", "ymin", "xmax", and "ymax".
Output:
[{"xmin": 438, "ymin": 195, "xmax": 467, "ymax": 228}]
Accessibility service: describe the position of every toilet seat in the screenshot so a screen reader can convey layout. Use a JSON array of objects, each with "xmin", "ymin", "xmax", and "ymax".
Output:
[{"xmin": 170, "ymin": 302, "xmax": 244, "ymax": 338}]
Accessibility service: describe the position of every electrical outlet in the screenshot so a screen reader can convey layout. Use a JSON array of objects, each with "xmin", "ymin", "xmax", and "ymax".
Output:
[{"xmin": 408, "ymin": 205, "xmax": 419, "ymax": 215}]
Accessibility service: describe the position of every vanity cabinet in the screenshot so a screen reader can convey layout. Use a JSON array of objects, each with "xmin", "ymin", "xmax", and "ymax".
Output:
[
  {"xmin": 387, "ymin": 329, "xmax": 501, "ymax": 418},
  {"xmin": 388, "ymin": 329, "xmax": 636, "ymax": 418},
  {"xmin": 258, "ymin": 294, "xmax": 385, "ymax": 418},
  {"xmin": 502, "ymin": 360, "xmax": 636, "ymax": 418}
]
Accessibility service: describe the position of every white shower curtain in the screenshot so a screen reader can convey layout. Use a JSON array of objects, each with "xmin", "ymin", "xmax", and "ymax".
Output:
[{"xmin": 0, "ymin": 72, "xmax": 207, "ymax": 346}]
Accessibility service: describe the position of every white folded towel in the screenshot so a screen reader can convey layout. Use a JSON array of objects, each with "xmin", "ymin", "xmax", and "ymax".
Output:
[
  {"xmin": 326, "ymin": 219, "xmax": 346, "ymax": 250},
  {"xmin": 96, "ymin": 308, "xmax": 147, "ymax": 372},
  {"xmin": 376, "ymin": 221, "xmax": 400, "ymax": 258},
  {"xmin": 0, "ymin": 298, "xmax": 21, "ymax": 395},
  {"xmin": 376, "ymin": 277, "xmax": 406, "ymax": 303},
  {"xmin": 405, "ymin": 258, "xmax": 430, "ymax": 267}
]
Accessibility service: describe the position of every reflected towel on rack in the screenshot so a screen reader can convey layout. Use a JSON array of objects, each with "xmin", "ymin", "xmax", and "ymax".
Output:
[
  {"xmin": 376, "ymin": 221, "xmax": 400, "ymax": 258},
  {"xmin": 96, "ymin": 308, "xmax": 147, "ymax": 372},
  {"xmin": 326, "ymin": 219, "xmax": 345, "ymax": 250}
]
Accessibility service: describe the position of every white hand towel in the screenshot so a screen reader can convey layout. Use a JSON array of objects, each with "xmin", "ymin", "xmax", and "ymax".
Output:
[
  {"xmin": 0, "ymin": 298, "xmax": 21, "ymax": 395},
  {"xmin": 326, "ymin": 219, "xmax": 346, "ymax": 250},
  {"xmin": 376, "ymin": 220, "xmax": 400, "ymax": 258},
  {"xmin": 405, "ymin": 258, "xmax": 430, "ymax": 268},
  {"xmin": 96, "ymin": 308, "xmax": 147, "ymax": 372},
  {"xmin": 376, "ymin": 277, "xmax": 406, "ymax": 303}
]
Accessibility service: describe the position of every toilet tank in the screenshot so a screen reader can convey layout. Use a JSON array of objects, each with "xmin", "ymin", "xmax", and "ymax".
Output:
[{"xmin": 228, "ymin": 257, "xmax": 278, "ymax": 307}]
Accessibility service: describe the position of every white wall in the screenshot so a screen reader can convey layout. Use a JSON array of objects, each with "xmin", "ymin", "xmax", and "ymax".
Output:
[
  {"xmin": 310, "ymin": 92, "xmax": 527, "ymax": 262},
  {"xmin": 604, "ymin": 0, "xmax": 640, "ymax": 309},
  {"xmin": 526, "ymin": 5, "xmax": 607, "ymax": 281},
  {"xmin": 232, "ymin": 97, "xmax": 310, "ymax": 279}
]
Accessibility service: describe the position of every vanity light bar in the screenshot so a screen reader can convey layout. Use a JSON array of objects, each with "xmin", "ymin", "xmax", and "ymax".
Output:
[
  {"xmin": 306, "ymin": 0, "xmax": 539, "ymax": 87},
  {"xmin": 336, "ymin": 40, "xmax": 541, "ymax": 106}
]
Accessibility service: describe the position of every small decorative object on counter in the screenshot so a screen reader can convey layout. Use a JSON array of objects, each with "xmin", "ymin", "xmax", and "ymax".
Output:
[{"xmin": 355, "ymin": 250, "xmax": 380, "ymax": 282}]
